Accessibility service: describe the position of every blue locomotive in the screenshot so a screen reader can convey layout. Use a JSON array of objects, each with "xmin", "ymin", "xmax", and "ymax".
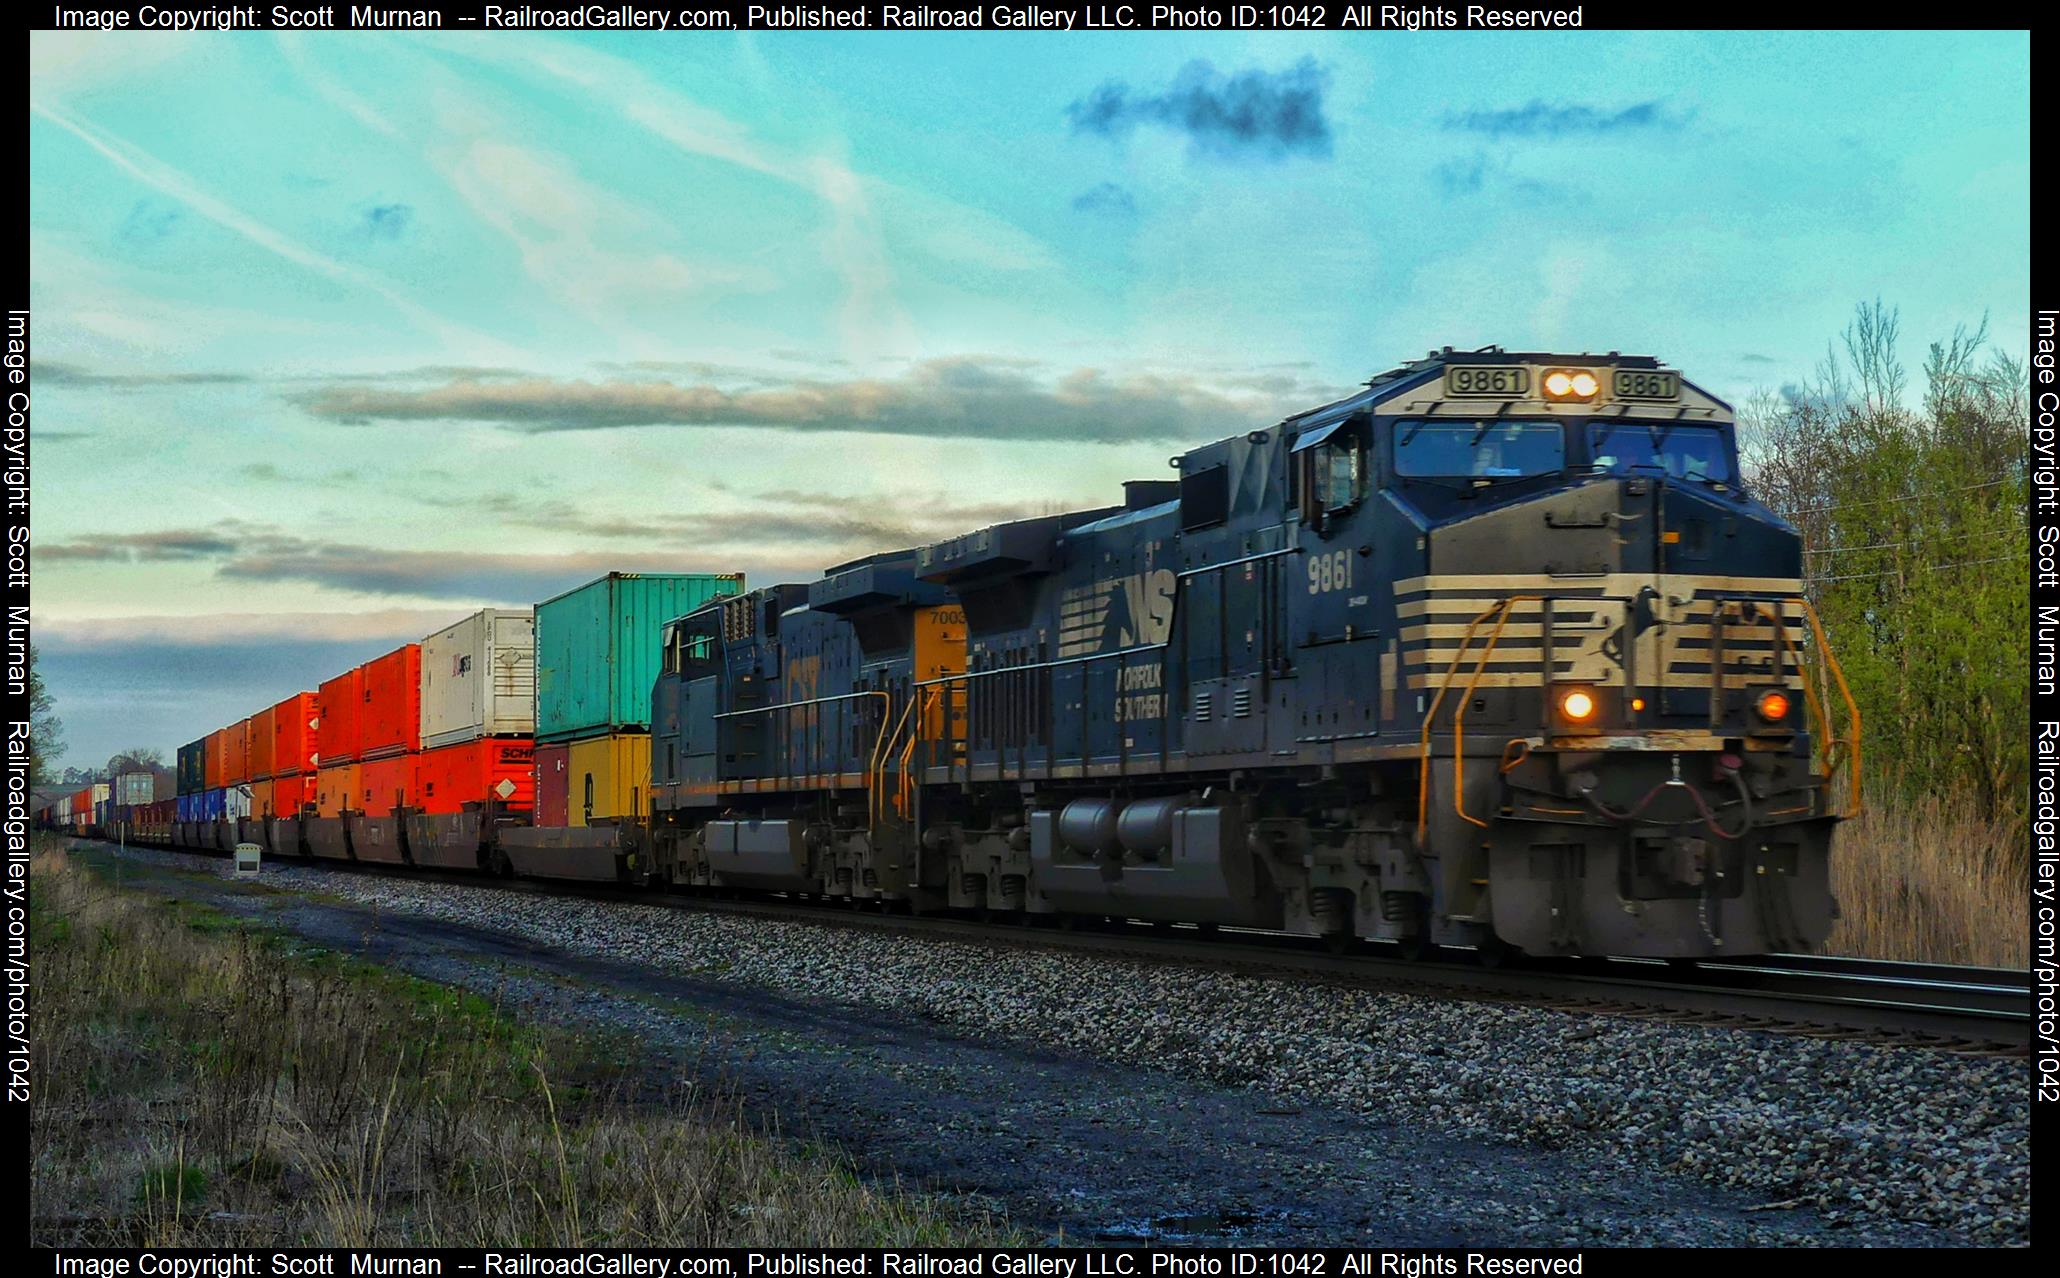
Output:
[{"xmin": 648, "ymin": 347, "xmax": 1860, "ymax": 958}]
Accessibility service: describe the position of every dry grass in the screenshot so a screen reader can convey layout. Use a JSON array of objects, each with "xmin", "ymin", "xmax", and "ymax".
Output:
[
  {"xmin": 1826, "ymin": 790, "xmax": 2028, "ymax": 967},
  {"xmin": 29, "ymin": 841, "xmax": 1009, "ymax": 1247}
]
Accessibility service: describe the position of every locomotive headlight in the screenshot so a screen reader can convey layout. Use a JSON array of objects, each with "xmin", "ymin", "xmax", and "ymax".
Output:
[
  {"xmin": 1756, "ymin": 690, "xmax": 1792, "ymax": 723},
  {"xmin": 1541, "ymin": 368, "xmax": 1599, "ymax": 402},
  {"xmin": 1559, "ymin": 689, "xmax": 1597, "ymax": 721}
]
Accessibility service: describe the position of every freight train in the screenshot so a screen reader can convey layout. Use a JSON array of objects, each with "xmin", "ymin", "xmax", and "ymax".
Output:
[{"xmin": 55, "ymin": 348, "xmax": 1862, "ymax": 959}]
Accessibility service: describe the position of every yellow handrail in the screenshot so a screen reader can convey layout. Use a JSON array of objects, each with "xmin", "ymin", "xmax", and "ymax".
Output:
[
  {"xmin": 1416, "ymin": 595, "xmax": 1542, "ymax": 841},
  {"xmin": 1787, "ymin": 596, "xmax": 1864, "ymax": 817}
]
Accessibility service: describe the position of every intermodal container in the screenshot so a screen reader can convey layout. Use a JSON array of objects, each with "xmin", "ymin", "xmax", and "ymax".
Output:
[
  {"xmin": 114, "ymin": 772, "xmax": 154, "ymax": 806},
  {"xmin": 418, "ymin": 738, "xmax": 534, "ymax": 815},
  {"xmin": 177, "ymin": 740, "xmax": 205, "ymax": 795},
  {"xmin": 206, "ymin": 727, "xmax": 231, "ymax": 789},
  {"xmin": 534, "ymin": 741, "xmax": 570, "ymax": 826},
  {"xmin": 201, "ymin": 789, "xmax": 226, "ymax": 821},
  {"xmin": 421, "ymin": 609, "xmax": 536, "ymax": 749},
  {"xmin": 249, "ymin": 778, "xmax": 274, "ymax": 819},
  {"xmin": 225, "ymin": 718, "xmax": 253, "ymax": 786},
  {"xmin": 566, "ymin": 732, "xmax": 651, "ymax": 825},
  {"xmin": 314, "ymin": 764, "xmax": 361, "ymax": 818},
  {"xmin": 273, "ymin": 691, "xmax": 320, "ymax": 777},
  {"xmin": 270, "ymin": 773, "xmax": 312, "ymax": 816},
  {"xmin": 535, "ymin": 573, "xmax": 743, "ymax": 743},
  {"xmin": 361, "ymin": 645, "xmax": 422, "ymax": 760},
  {"xmin": 361, "ymin": 752, "xmax": 418, "ymax": 812},
  {"xmin": 248, "ymin": 705, "xmax": 276, "ymax": 780},
  {"xmin": 318, "ymin": 668, "xmax": 365, "ymax": 766},
  {"xmin": 224, "ymin": 786, "xmax": 251, "ymax": 821}
]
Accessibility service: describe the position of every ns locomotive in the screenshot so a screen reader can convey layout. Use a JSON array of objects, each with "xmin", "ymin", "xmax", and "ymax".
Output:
[
  {"xmin": 97, "ymin": 346, "xmax": 1862, "ymax": 961},
  {"xmin": 636, "ymin": 346, "xmax": 1861, "ymax": 959}
]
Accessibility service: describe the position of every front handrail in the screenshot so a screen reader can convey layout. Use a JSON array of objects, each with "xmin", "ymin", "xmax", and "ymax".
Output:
[
  {"xmin": 1416, "ymin": 595, "xmax": 1542, "ymax": 841},
  {"xmin": 1778, "ymin": 596, "xmax": 1863, "ymax": 817}
]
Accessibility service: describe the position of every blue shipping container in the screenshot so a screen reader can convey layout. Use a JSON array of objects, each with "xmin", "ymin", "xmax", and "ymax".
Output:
[{"xmin": 201, "ymin": 789, "xmax": 226, "ymax": 821}]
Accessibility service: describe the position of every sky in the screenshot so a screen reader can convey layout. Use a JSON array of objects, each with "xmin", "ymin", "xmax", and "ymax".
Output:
[{"xmin": 28, "ymin": 28, "xmax": 2030, "ymax": 771}]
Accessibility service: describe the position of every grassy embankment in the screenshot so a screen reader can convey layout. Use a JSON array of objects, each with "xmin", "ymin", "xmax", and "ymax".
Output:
[
  {"xmin": 29, "ymin": 840, "xmax": 1009, "ymax": 1247},
  {"xmin": 1826, "ymin": 790, "xmax": 2028, "ymax": 968}
]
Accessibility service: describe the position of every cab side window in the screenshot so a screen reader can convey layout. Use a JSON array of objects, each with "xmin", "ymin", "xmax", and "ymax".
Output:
[{"xmin": 1295, "ymin": 426, "xmax": 1367, "ymax": 527}]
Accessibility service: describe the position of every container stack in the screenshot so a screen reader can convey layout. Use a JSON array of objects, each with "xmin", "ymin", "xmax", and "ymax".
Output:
[
  {"xmin": 534, "ymin": 573, "xmax": 742, "ymax": 826},
  {"xmin": 316, "ymin": 667, "xmax": 364, "ymax": 816},
  {"xmin": 418, "ymin": 609, "xmax": 536, "ymax": 815},
  {"xmin": 269, "ymin": 691, "xmax": 320, "ymax": 816},
  {"xmin": 359, "ymin": 644, "xmax": 423, "ymax": 815}
]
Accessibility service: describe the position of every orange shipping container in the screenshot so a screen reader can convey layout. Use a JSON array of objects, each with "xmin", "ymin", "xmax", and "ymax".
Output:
[
  {"xmin": 360, "ymin": 645, "xmax": 422, "ymax": 760},
  {"xmin": 205, "ymin": 727, "xmax": 230, "ymax": 788},
  {"xmin": 248, "ymin": 706, "xmax": 276, "ymax": 781},
  {"xmin": 227, "ymin": 718, "xmax": 254, "ymax": 785},
  {"xmin": 315, "ymin": 763, "xmax": 361, "ymax": 817},
  {"xmin": 318, "ymin": 668, "xmax": 364, "ymax": 766},
  {"xmin": 361, "ymin": 753, "xmax": 418, "ymax": 812},
  {"xmin": 272, "ymin": 691, "xmax": 320, "ymax": 777},
  {"xmin": 418, "ymin": 739, "xmax": 534, "ymax": 815},
  {"xmin": 249, "ymin": 778, "xmax": 274, "ymax": 819}
]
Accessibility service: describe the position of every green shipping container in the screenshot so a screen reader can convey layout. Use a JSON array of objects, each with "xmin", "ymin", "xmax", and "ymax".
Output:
[
  {"xmin": 176, "ymin": 738, "xmax": 207, "ymax": 796},
  {"xmin": 535, "ymin": 572, "xmax": 743, "ymax": 743}
]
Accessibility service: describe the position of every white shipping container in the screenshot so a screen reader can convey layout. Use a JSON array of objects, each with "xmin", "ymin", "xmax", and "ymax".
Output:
[
  {"xmin": 420, "ymin": 608, "xmax": 536, "ymax": 749},
  {"xmin": 116, "ymin": 771, "xmax": 155, "ymax": 806},
  {"xmin": 224, "ymin": 785, "xmax": 252, "ymax": 820}
]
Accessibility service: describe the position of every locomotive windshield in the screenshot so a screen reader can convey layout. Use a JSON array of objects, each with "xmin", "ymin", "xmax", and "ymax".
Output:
[
  {"xmin": 1588, "ymin": 422, "xmax": 1733, "ymax": 483},
  {"xmin": 1394, "ymin": 419, "xmax": 1565, "ymax": 478}
]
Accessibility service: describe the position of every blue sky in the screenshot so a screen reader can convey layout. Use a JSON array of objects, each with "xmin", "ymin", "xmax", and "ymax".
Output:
[{"xmin": 29, "ymin": 28, "xmax": 2029, "ymax": 769}]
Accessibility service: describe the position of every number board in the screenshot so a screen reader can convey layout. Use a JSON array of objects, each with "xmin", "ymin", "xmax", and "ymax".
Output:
[
  {"xmin": 1613, "ymin": 369, "xmax": 1681, "ymax": 401},
  {"xmin": 1445, "ymin": 366, "xmax": 1531, "ymax": 398}
]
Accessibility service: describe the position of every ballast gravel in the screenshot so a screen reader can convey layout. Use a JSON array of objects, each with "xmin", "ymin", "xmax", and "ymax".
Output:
[{"xmin": 105, "ymin": 846, "xmax": 2027, "ymax": 1245}]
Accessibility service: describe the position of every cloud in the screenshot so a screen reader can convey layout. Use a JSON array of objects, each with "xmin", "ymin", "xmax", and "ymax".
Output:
[
  {"xmin": 117, "ymin": 199, "xmax": 180, "ymax": 245},
  {"xmin": 35, "ymin": 361, "xmax": 250, "ymax": 388},
  {"xmin": 38, "ymin": 527, "xmax": 249, "ymax": 562},
  {"xmin": 1444, "ymin": 99, "xmax": 1690, "ymax": 139},
  {"xmin": 360, "ymin": 202, "xmax": 412, "ymax": 240},
  {"xmin": 29, "ymin": 100, "xmax": 503, "ymax": 354},
  {"xmin": 1739, "ymin": 353, "xmax": 1777, "ymax": 364},
  {"xmin": 1071, "ymin": 182, "xmax": 1138, "ymax": 216},
  {"xmin": 33, "ymin": 430, "xmax": 93, "ymax": 443},
  {"xmin": 1434, "ymin": 153, "xmax": 1488, "ymax": 197},
  {"xmin": 294, "ymin": 356, "xmax": 1301, "ymax": 444},
  {"xmin": 1067, "ymin": 60, "xmax": 1333, "ymax": 161}
]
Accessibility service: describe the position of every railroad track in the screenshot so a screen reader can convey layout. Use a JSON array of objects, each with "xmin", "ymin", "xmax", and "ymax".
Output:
[{"xmin": 79, "ymin": 836, "xmax": 2034, "ymax": 1057}]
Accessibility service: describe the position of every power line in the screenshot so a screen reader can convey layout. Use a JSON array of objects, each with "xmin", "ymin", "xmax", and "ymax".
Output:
[
  {"xmin": 1801, "ymin": 523, "xmax": 2022, "ymax": 556},
  {"xmin": 1784, "ymin": 475, "xmax": 2018, "ymax": 516},
  {"xmin": 1806, "ymin": 555, "xmax": 2020, "ymax": 584}
]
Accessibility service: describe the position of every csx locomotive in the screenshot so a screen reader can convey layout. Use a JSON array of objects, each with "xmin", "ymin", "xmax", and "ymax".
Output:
[{"xmin": 634, "ymin": 346, "xmax": 1860, "ymax": 959}]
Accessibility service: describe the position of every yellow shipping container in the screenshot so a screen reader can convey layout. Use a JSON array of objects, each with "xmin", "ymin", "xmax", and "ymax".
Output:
[
  {"xmin": 315, "ymin": 763, "xmax": 361, "ymax": 817},
  {"xmin": 567, "ymin": 732, "xmax": 650, "ymax": 826}
]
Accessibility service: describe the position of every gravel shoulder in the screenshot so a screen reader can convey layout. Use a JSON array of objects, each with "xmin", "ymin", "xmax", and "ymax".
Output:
[{"xmin": 69, "ymin": 841, "xmax": 2026, "ymax": 1246}]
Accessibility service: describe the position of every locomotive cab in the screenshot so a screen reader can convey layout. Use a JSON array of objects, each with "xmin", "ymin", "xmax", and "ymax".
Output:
[{"xmin": 1271, "ymin": 348, "xmax": 1857, "ymax": 957}]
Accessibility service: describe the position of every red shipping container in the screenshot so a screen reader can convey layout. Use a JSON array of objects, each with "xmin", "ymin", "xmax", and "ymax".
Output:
[
  {"xmin": 272, "ymin": 692, "xmax": 320, "ymax": 777},
  {"xmin": 361, "ymin": 752, "xmax": 418, "ymax": 812},
  {"xmin": 206, "ymin": 727, "xmax": 231, "ymax": 788},
  {"xmin": 360, "ymin": 645, "xmax": 422, "ymax": 760},
  {"xmin": 270, "ymin": 772, "xmax": 313, "ymax": 816},
  {"xmin": 248, "ymin": 706, "xmax": 276, "ymax": 781},
  {"xmin": 318, "ymin": 668, "xmax": 364, "ymax": 765},
  {"xmin": 534, "ymin": 740, "xmax": 571, "ymax": 827},
  {"xmin": 417, "ymin": 739, "xmax": 535, "ymax": 815}
]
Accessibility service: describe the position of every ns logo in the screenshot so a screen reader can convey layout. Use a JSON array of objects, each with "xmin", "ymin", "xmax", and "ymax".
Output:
[{"xmin": 1058, "ymin": 567, "xmax": 1177, "ymax": 658}]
